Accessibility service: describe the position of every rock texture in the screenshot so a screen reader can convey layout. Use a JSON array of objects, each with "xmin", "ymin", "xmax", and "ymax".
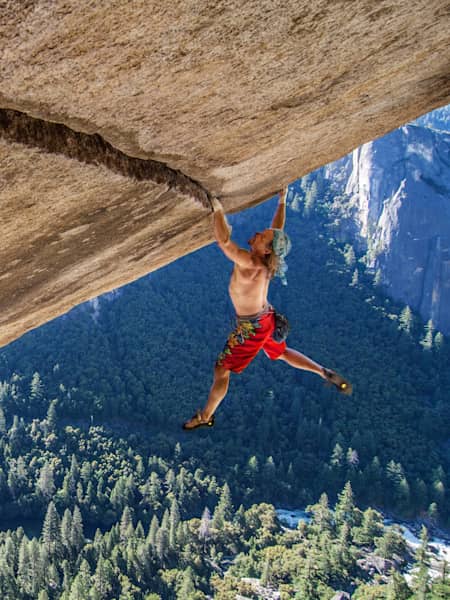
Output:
[
  {"xmin": 1, "ymin": 0, "xmax": 449, "ymax": 346},
  {"xmin": 326, "ymin": 123, "xmax": 450, "ymax": 335}
]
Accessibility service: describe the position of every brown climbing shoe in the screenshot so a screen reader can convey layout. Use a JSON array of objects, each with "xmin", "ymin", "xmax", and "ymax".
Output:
[
  {"xmin": 182, "ymin": 410, "xmax": 215, "ymax": 431},
  {"xmin": 323, "ymin": 368, "xmax": 352, "ymax": 395}
]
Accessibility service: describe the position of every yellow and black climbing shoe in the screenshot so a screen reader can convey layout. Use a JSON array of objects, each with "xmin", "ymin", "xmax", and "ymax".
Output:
[
  {"xmin": 323, "ymin": 368, "xmax": 353, "ymax": 395},
  {"xmin": 182, "ymin": 410, "xmax": 215, "ymax": 431}
]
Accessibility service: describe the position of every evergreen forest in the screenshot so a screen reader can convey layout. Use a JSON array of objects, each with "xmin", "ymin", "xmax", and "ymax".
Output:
[{"xmin": 0, "ymin": 183, "xmax": 448, "ymax": 598}]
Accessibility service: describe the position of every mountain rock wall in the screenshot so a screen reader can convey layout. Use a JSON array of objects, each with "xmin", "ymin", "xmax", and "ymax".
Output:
[
  {"xmin": 327, "ymin": 125, "xmax": 450, "ymax": 334},
  {"xmin": 1, "ymin": 0, "xmax": 449, "ymax": 346}
]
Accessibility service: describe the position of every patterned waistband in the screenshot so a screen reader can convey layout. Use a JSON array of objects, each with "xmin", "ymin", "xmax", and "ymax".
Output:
[{"xmin": 236, "ymin": 304, "xmax": 273, "ymax": 323}]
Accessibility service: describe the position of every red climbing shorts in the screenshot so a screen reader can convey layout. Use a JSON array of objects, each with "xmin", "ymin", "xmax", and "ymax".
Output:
[{"xmin": 216, "ymin": 307, "xmax": 287, "ymax": 374}]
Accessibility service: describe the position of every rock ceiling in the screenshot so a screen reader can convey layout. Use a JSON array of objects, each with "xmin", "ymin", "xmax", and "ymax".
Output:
[{"xmin": 0, "ymin": 0, "xmax": 449, "ymax": 346}]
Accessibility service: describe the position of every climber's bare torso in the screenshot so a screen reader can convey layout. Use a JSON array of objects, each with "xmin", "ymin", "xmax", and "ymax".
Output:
[
  {"xmin": 218, "ymin": 228, "xmax": 275, "ymax": 316},
  {"xmin": 229, "ymin": 261, "xmax": 270, "ymax": 316}
]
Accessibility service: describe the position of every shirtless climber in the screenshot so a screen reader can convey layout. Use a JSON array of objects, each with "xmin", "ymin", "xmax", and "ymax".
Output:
[{"xmin": 182, "ymin": 186, "xmax": 352, "ymax": 430}]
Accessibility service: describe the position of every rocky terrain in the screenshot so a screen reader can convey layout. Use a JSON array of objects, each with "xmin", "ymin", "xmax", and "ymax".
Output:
[
  {"xmin": 326, "ymin": 121, "xmax": 450, "ymax": 335},
  {"xmin": 1, "ymin": 0, "xmax": 449, "ymax": 346}
]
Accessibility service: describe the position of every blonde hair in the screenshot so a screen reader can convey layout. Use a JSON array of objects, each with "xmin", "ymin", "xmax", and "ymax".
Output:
[{"xmin": 262, "ymin": 247, "xmax": 279, "ymax": 279}]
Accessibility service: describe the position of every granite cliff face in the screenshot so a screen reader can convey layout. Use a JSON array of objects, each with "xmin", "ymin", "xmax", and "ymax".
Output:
[
  {"xmin": 1, "ymin": 0, "xmax": 449, "ymax": 346},
  {"xmin": 326, "ymin": 122, "xmax": 450, "ymax": 334}
]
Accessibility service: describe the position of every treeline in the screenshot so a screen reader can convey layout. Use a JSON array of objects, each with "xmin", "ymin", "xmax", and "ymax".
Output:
[{"xmin": 0, "ymin": 415, "xmax": 448, "ymax": 600}]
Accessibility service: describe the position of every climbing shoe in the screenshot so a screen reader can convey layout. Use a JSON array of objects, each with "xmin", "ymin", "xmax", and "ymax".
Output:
[
  {"xmin": 182, "ymin": 410, "xmax": 215, "ymax": 431},
  {"xmin": 323, "ymin": 368, "xmax": 352, "ymax": 395}
]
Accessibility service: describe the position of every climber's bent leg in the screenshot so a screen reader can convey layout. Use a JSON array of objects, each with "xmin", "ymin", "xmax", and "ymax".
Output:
[
  {"xmin": 182, "ymin": 365, "xmax": 230, "ymax": 430},
  {"xmin": 202, "ymin": 365, "xmax": 231, "ymax": 421}
]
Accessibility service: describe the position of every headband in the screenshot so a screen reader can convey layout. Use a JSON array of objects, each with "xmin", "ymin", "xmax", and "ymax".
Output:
[{"xmin": 271, "ymin": 229, "xmax": 292, "ymax": 285}]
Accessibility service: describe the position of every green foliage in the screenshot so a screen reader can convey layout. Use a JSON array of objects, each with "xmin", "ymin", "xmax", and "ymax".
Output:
[
  {"xmin": 421, "ymin": 319, "xmax": 435, "ymax": 351},
  {"xmin": 0, "ymin": 190, "xmax": 448, "ymax": 597}
]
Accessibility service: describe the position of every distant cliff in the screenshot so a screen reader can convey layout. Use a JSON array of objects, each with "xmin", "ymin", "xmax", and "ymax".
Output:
[{"xmin": 325, "ymin": 121, "xmax": 450, "ymax": 335}]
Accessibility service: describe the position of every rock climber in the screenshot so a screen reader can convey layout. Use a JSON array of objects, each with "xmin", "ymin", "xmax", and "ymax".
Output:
[{"xmin": 183, "ymin": 186, "xmax": 352, "ymax": 430}]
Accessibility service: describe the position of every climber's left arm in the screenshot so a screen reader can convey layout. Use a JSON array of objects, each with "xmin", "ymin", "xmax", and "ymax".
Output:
[{"xmin": 271, "ymin": 186, "xmax": 288, "ymax": 230}]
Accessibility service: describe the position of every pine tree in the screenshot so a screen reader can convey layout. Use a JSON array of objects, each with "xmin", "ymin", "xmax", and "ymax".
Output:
[
  {"xmin": 62, "ymin": 559, "xmax": 71, "ymax": 592},
  {"xmin": 427, "ymin": 502, "xmax": 439, "ymax": 523},
  {"xmin": 147, "ymin": 515, "xmax": 159, "ymax": 554},
  {"xmin": 93, "ymin": 556, "xmax": 115, "ymax": 598},
  {"xmin": 399, "ymin": 305, "xmax": 414, "ymax": 336},
  {"xmin": 135, "ymin": 521, "xmax": 145, "ymax": 539},
  {"xmin": 4, "ymin": 536, "xmax": 17, "ymax": 573},
  {"xmin": 30, "ymin": 372, "xmax": 45, "ymax": 403},
  {"xmin": 386, "ymin": 460, "xmax": 406, "ymax": 505},
  {"xmin": 308, "ymin": 493, "xmax": 333, "ymax": 534},
  {"xmin": 69, "ymin": 573, "xmax": 91, "ymax": 600},
  {"xmin": 120, "ymin": 506, "xmax": 134, "ymax": 542},
  {"xmin": 330, "ymin": 443, "xmax": 344, "ymax": 467},
  {"xmin": 411, "ymin": 526, "xmax": 431, "ymax": 599},
  {"xmin": 165, "ymin": 469, "xmax": 176, "ymax": 493},
  {"xmin": 46, "ymin": 562, "xmax": 60, "ymax": 595},
  {"xmin": 169, "ymin": 498, "xmax": 180, "ymax": 549},
  {"xmin": 434, "ymin": 331, "xmax": 444, "ymax": 352},
  {"xmin": 344, "ymin": 244, "xmax": 356, "ymax": 267},
  {"xmin": 212, "ymin": 483, "xmax": 233, "ymax": 529},
  {"xmin": 136, "ymin": 455, "xmax": 145, "ymax": 479},
  {"xmin": 37, "ymin": 462, "xmax": 56, "ymax": 501},
  {"xmin": 8, "ymin": 415, "xmax": 25, "ymax": 456},
  {"xmin": 261, "ymin": 556, "xmax": 271, "ymax": 587},
  {"xmin": 111, "ymin": 477, "xmax": 127, "ymax": 512},
  {"xmin": 335, "ymin": 482, "xmax": 357, "ymax": 529},
  {"xmin": 174, "ymin": 442, "xmax": 182, "ymax": 462},
  {"xmin": 373, "ymin": 268, "xmax": 382, "ymax": 286},
  {"xmin": 76, "ymin": 481, "xmax": 83, "ymax": 506},
  {"xmin": 85, "ymin": 481, "xmax": 95, "ymax": 506},
  {"xmin": 177, "ymin": 566, "xmax": 196, "ymax": 599},
  {"xmin": 161, "ymin": 508, "xmax": 170, "ymax": 532},
  {"xmin": 353, "ymin": 507, "xmax": 383, "ymax": 546},
  {"xmin": 245, "ymin": 456, "xmax": 259, "ymax": 485},
  {"xmin": 199, "ymin": 507, "xmax": 212, "ymax": 545},
  {"xmin": 431, "ymin": 561, "xmax": 450, "ymax": 599},
  {"xmin": 420, "ymin": 319, "xmax": 434, "ymax": 351},
  {"xmin": 69, "ymin": 454, "xmax": 80, "ymax": 482},
  {"xmin": 42, "ymin": 501, "xmax": 63, "ymax": 560},
  {"xmin": 61, "ymin": 509, "xmax": 73, "ymax": 556},
  {"xmin": 80, "ymin": 461, "xmax": 93, "ymax": 484},
  {"xmin": 46, "ymin": 399, "xmax": 58, "ymax": 431},
  {"xmin": 386, "ymin": 570, "xmax": 411, "ymax": 600},
  {"xmin": 350, "ymin": 268, "xmax": 359, "ymax": 286},
  {"xmin": 0, "ymin": 406, "xmax": 5, "ymax": 433},
  {"xmin": 17, "ymin": 536, "xmax": 33, "ymax": 596},
  {"xmin": 71, "ymin": 505, "xmax": 85, "ymax": 552},
  {"xmin": 7, "ymin": 467, "xmax": 19, "ymax": 499},
  {"xmin": 375, "ymin": 526, "xmax": 406, "ymax": 559},
  {"xmin": 148, "ymin": 472, "xmax": 162, "ymax": 504},
  {"xmin": 296, "ymin": 553, "xmax": 320, "ymax": 599},
  {"xmin": 262, "ymin": 456, "xmax": 276, "ymax": 492},
  {"xmin": 29, "ymin": 538, "xmax": 45, "ymax": 596},
  {"xmin": 346, "ymin": 447, "xmax": 359, "ymax": 468},
  {"xmin": 155, "ymin": 527, "xmax": 169, "ymax": 562}
]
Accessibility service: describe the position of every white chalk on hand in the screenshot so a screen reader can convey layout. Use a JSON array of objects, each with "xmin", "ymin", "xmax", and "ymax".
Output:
[{"xmin": 211, "ymin": 197, "xmax": 224, "ymax": 212}]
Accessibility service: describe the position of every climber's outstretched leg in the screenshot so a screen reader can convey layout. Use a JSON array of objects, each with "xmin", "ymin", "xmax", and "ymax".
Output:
[
  {"xmin": 182, "ymin": 366, "xmax": 231, "ymax": 430},
  {"xmin": 277, "ymin": 347, "xmax": 324, "ymax": 375},
  {"xmin": 277, "ymin": 347, "xmax": 352, "ymax": 394}
]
